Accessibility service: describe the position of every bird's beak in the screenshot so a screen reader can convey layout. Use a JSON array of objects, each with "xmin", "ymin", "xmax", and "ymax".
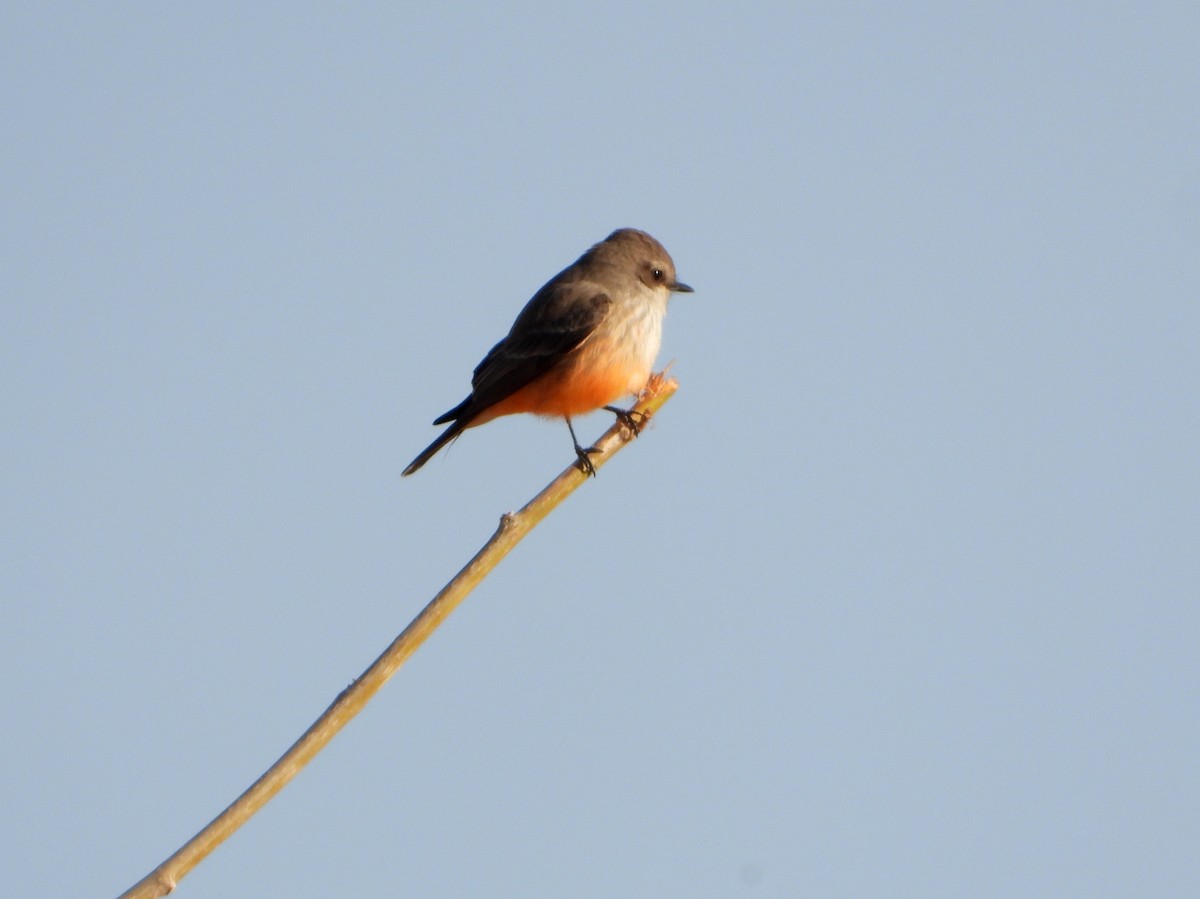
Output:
[{"xmin": 670, "ymin": 280, "xmax": 693, "ymax": 293}]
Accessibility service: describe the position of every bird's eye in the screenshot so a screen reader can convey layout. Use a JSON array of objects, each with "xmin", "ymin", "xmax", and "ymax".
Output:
[{"xmin": 652, "ymin": 268, "xmax": 664, "ymax": 281}]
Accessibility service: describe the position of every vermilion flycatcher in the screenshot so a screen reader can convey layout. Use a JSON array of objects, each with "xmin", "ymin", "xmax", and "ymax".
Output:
[{"xmin": 402, "ymin": 228, "xmax": 691, "ymax": 477}]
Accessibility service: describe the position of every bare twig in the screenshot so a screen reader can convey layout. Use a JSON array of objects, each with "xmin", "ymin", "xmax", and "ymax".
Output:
[{"xmin": 117, "ymin": 373, "xmax": 678, "ymax": 898}]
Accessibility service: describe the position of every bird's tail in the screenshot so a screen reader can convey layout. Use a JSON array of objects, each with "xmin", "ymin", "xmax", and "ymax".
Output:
[{"xmin": 402, "ymin": 419, "xmax": 469, "ymax": 476}]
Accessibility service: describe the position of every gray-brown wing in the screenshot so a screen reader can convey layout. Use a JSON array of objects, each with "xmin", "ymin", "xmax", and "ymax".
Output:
[{"xmin": 433, "ymin": 284, "xmax": 611, "ymax": 425}]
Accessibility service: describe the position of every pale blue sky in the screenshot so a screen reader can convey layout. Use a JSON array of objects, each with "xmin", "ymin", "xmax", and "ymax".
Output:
[{"xmin": 3, "ymin": 3, "xmax": 1198, "ymax": 897}]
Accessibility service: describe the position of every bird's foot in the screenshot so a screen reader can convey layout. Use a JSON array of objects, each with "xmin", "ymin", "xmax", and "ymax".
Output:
[
  {"xmin": 604, "ymin": 405, "xmax": 647, "ymax": 436},
  {"xmin": 574, "ymin": 443, "xmax": 600, "ymax": 477}
]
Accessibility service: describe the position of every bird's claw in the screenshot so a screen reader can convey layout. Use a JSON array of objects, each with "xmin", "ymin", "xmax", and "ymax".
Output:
[
  {"xmin": 574, "ymin": 443, "xmax": 600, "ymax": 477},
  {"xmin": 604, "ymin": 405, "xmax": 647, "ymax": 436}
]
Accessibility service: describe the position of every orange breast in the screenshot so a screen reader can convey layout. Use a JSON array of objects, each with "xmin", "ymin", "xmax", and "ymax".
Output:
[{"xmin": 470, "ymin": 334, "xmax": 649, "ymax": 426}]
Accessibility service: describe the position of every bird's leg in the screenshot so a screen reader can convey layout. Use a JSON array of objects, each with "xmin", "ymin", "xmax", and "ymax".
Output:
[
  {"xmin": 565, "ymin": 416, "xmax": 599, "ymax": 477},
  {"xmin": 603, "ymin": 405, "xmax": 647, "ymax": 436}
]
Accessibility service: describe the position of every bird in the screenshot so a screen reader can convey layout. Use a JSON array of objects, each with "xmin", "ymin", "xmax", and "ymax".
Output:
[{"xmin": 402, "ymin": 228, "xmax": 691, "ymax": 477}]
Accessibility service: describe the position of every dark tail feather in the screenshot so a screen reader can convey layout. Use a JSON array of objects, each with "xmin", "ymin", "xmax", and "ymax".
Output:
[
  {"xmin": 402, "ymin": 419, "xmax": 468, "ymax": 476},
  {"xmin": 433, "ymin": 396, "xmax": 471, "ymax": 426}
]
